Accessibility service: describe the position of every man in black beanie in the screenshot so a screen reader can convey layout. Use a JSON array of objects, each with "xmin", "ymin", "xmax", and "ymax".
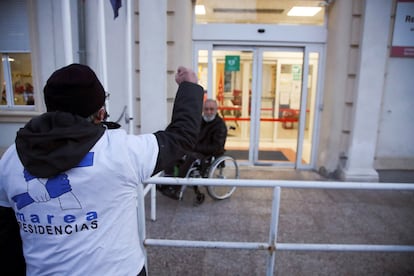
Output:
[
  {"xmin": 44, "ymin": 63, "xmax": 106, "ymax": 117},
  {"xmin": 0, "ymin": 63, "xmax": 203, "ymax": 276}
]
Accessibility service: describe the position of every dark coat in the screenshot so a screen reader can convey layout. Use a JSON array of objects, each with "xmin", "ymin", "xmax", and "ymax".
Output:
[
  {"xmin": 0, "ymin": 207, "xmax": 26, "ymax": 275},
  {"xmin": 194, "ymin": 114, "xmax": 228, "ymax": 157}
]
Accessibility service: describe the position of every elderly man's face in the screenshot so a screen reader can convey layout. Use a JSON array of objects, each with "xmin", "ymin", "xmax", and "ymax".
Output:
[{"xmin": 203, "ymin": 100, "xmax": 218, "ymax": 122}]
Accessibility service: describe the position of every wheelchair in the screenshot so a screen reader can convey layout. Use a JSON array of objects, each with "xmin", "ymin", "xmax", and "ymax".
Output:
[{"xmin": 178, "ymin": 155, "xmax": 239, "ymax": 205}]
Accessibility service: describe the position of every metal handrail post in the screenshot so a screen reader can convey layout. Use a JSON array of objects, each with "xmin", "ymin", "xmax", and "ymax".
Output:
[
  {"xmin": 150, "ymin": 183, "xmax": 156, "ymax": 221},
  {"xmin": 143, "ymin": 183, "xmax": 156, "ymax": 221},
  {"xmin": 266, "ymin": 186, "xmax": 281, "ymax": 276},
  {"xmin": 136, "ymin": 183, "xmax": 148, "ymax": 272}
]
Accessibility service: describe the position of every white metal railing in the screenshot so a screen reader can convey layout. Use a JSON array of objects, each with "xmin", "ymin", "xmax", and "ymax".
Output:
[
  {"xmin": 140, "ymin": 177, "xmax": 414, "ymax": 275},
  {"xmin": 143, "ymin": 183, "xmax": 156, "ymax": 221}
]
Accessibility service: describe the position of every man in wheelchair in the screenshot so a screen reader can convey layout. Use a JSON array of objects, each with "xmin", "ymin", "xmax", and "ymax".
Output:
[{"xmin": 159, "ymin": 99, "xmax": 227, "ymax": 200}]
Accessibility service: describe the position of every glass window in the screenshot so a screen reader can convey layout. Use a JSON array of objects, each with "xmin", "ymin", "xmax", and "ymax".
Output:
[
  {"xmin": 195, "ymin": 0, "xmax": 325, "ymax": 25},
  {"xmin": 1, "ymin": 53, "xmax": 34, "ymax": 107},
  {"xmin": 0, "ymin": 59, "xmax": 6, "ymax": 105},
  {"xmin": 197, "ymin": 50, "xmax": 208, "ymax": 93},
  {"xmin": 1, "ymin": 1, "xmax": 34, "ymax": 110}
]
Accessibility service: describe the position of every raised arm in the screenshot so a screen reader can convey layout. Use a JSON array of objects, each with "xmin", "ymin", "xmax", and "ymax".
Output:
[{"xmin": 152, "ymin": 67, "xmax": 204, "ymax": 174}]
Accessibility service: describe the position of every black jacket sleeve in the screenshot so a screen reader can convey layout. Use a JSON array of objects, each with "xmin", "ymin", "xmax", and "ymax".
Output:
[
  {"xmin": 152, "ymin": 81, "xmax": 203, "ymax": 174},
  {"xmin": 0, "ymin": 207, "xmax": 26, "ymax": 275}
]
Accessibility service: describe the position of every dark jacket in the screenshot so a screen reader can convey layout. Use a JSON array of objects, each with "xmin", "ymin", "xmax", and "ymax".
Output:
[
  {"xmin": 194, "ymin": 114, "xmax": 227, "ymax": 157},
  {"xmin": 0, "ymin": 206, "xmax": 26, "ymax": 275},
  {"xmin": 153, "ymin": 82, "xmax": 204, "ymax": 173}
]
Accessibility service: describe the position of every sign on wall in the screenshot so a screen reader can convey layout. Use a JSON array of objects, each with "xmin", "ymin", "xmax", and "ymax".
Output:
[
  {"xmin": 225, "ymin": 56, "xmax": 240, "ymax": 71},
  {"xmin": 391, "ymin": 0, "xmax": 414, "ymax": 57}
]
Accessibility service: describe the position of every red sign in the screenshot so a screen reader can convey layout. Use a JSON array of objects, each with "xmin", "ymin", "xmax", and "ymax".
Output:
[{"xmin": 391, "ymin": 0, "xmax": 414, "ymax": 57}]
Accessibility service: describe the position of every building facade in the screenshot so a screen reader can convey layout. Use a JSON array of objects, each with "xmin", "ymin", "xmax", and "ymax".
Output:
[{"xmin": 0, "ymin": 0, "xmax": 413, "ymax": 181}]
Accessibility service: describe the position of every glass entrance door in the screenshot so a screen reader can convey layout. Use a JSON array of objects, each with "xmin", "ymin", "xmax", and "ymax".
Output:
[{"xmin": 195, "ymin": 46, "xmax": 321, "ymax": 168}]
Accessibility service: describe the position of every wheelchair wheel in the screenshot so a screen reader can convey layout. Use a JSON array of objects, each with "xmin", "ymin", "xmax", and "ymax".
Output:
[
  {"xmin": 181, "ymin": 161, "xmax": 203, "ymax": 201},
  {"xmin": 206, "ymin": 156, "xmax": 238, "ymax": 200}
]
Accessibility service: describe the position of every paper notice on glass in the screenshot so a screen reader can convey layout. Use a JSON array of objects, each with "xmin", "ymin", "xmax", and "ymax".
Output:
[
  {"xmin": 279, "ymin": 91, "xmax": 290, "ymax": 105},
  {"xmin": 290, "ymin": 90, "xmax": 301, "ymax": 109},
  {"xmin": 280, "ymin": 73, "xmax": 292, "ymax": 82},
  {"xmin": 290, "ymin": 92, "xmax": 300, "ymax": 109},
  {"xmin": 287, "ymin": 81, "xmax": 300, "ymax": 109}
]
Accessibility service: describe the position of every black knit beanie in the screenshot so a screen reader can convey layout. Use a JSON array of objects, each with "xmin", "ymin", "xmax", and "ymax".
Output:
[{"xmin": 44, "ymin": 63, "xmax": 106, "ymax": 117}]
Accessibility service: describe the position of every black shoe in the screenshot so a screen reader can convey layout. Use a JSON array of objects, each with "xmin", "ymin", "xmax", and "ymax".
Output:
[
  {"xmin": 193, "ymin": 192, "xmax": 205, "ymax": 206},
  {"xmin": 159, "ymin": 186, "xmax": 181, "ymax": 200}
]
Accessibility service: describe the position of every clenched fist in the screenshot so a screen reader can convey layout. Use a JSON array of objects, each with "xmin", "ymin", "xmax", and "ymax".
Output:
[{"xmin": 175, "ymin": 66, "xmax": 198, "ymax": 85}]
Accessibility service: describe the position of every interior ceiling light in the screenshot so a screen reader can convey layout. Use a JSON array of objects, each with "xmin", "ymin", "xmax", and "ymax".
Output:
[
  {"xmin": 195, "ymin": 5, "xmax": 206, "ymax": 15},
  {"xmin": 287, "ymin": 6, "xmax": 322, "ymax": 16},
  {"xmin": 213, "ymin": 8, "xmax": 284, "ymax": 14}
]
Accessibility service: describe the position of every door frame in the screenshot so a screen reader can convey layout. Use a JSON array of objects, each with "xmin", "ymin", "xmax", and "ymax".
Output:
[{"xmin": 193, "ymin": 42, "xmax": 325, "ymax": 169}]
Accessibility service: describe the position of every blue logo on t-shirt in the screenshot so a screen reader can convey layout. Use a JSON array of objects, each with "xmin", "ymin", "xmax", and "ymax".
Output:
[{"xmin": 12, "ymin": 152, "xmax": 94, "ymax": 210}]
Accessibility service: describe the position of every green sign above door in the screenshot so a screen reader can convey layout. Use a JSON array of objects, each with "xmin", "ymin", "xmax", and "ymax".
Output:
[{"xmin": 225, "ymin": 55, "xmax": 240, "ymax": 71}]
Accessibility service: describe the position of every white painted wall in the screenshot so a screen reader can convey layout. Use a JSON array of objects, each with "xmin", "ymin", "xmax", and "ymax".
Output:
[
  {"xmin": 84, "ymin": 0, "xmax": 131, "ymax": 130},
  {"xmin": 318, "ymin": 0, "xmax": 414, "ymax": 177},
  {"xmin": 341, "ymin": 0, "xmax": 392, "ymax": 181},
  {"xmin": 375, "ymin": 58, "xmax": 414, "ymax": 169},
  {"xmin": 165, "ymin": 0, "xmax": 194, "ymax": 122},
  {"xmin": 317, "ymin": 0, "xmax": 351, "ymax": 173},
  {"xmin": 138, "ymin": 0, "xmax": 168, "ymax": 134},
  {"xmin": 0, "ymin": 124, "xmax": 21, "ymax": 150}
]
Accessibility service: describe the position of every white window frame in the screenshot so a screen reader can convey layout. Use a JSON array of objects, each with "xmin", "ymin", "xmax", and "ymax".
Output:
[{"xmin": 1, "ymin": 53, "xmax": 35, "ymax": 111}]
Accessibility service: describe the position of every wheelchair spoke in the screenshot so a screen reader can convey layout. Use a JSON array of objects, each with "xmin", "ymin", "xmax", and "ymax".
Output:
[{"xmin": 207, "ymin": 156, "xmax": 238, "ymax": 200}]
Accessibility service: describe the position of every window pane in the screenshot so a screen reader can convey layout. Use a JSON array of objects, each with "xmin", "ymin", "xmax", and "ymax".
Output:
[
  {"xmin": 0, "ymin": 0, "xmax": 31, "ymax": 52},
  {"xmin": 10, "ymin": 53, "xmax": 34, "ymax": 105},
  {"xmin": 197, "ymin": 49, "xmax": 208, "ymax": 93},
  {"xmin": 301, "ymin": 52, "xmax": 319, "ymax": 165},
  {"xmin": 195, "ymin": 0, "xmax": 325, "ymax": 25},
  {"xmin": 1, "ymin": 60, "xmax": 6, "ymax": 105}
]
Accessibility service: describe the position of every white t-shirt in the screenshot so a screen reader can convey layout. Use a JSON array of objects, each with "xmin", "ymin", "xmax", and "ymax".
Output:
[{"xmin": 0, "ymin": 129, "xmax": 158, "ymax": 275}]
